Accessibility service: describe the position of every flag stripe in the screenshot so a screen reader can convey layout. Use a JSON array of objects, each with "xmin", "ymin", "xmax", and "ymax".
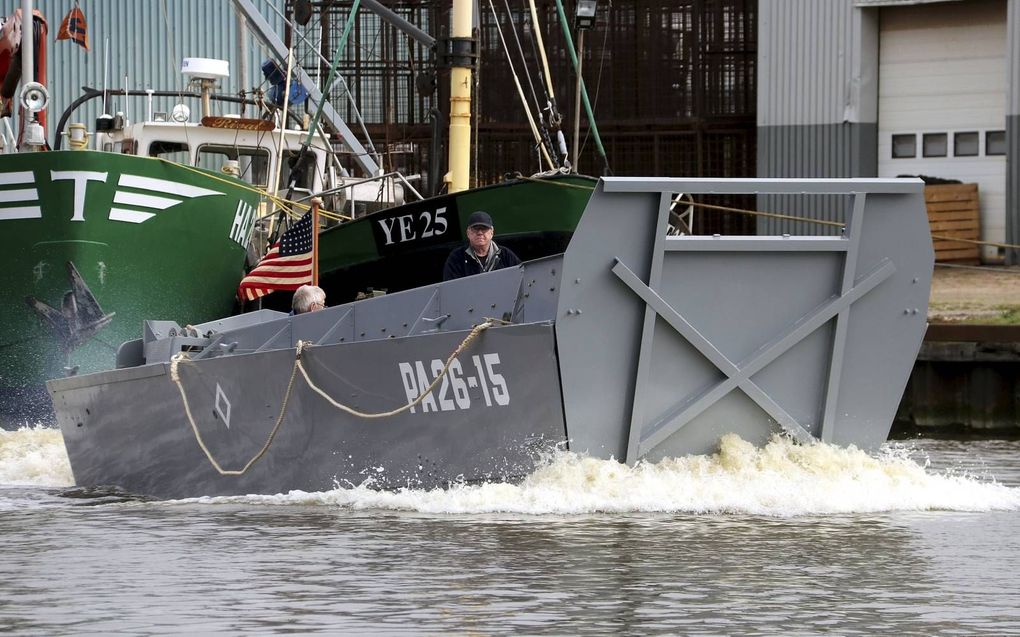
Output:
[{"xmin": 237, "ymin": 211, "xmax": 315, "ymax": 301}]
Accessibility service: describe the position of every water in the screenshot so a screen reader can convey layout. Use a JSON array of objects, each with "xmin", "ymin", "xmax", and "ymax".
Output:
[{"xmin": 2, "ymin": 428, "xmax": 1020, "ymax": 635}]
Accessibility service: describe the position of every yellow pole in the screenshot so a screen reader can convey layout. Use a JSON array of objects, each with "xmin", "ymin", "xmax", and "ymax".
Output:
[
  {"xmin": 311, "ymin": 197, "xmax": 321, "ymax": 286},
  {"xmin": 446, "ymin": 0, "xmax": 473, "ymax": 193}
]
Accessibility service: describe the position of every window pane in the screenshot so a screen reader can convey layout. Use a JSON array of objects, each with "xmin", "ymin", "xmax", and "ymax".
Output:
[
  {"xmin": 892, "ymin": 134, "xmax": 916, "ymax": 158},
  {"xmin": 148, "ymin": 141, "xmax": 189, "ymax": 164},
  {"xmin": 986, "ymin": 130, "xmax": 1006, "ymax": 156},
  {"xmin": 197, "ymin": 145, "xmax": 271, "ymax": 188},
  {"xmin": 954, "ymin": 132, "xmax": 979, "ymax": 157},
  {"xmin": 922, "ymin": 133, "xmax": 947, "ymax": 157}
]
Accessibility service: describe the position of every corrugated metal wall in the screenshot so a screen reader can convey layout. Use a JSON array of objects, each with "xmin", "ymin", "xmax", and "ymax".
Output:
[
  {"xmin": 759, "ymin": 0, "xmax": 855, "ymax": 126},
  {"xmin": 756, "ymin": 0, "xmax": 878, "ymax": 234},
  {"xmin": 33, "ymin": 0, "xmax": 283, "ymax": 144}
]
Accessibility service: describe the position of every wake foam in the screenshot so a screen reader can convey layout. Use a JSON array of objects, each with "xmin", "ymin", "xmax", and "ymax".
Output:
[
  {"xmin": 3, "ymin": 426, "xmax": 1017, "ymax": 515},
  {"xmin": 0, "ymin": 426, "xmax": 74, "ymax": 487},
  {"xmin": 187, "ymin": 434, "xmax": 1020, "ymax": 517}
]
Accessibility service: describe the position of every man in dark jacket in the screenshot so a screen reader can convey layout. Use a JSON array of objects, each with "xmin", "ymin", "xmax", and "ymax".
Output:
[{"xmin": 443, "ymin": 211, "xmax": 521, "ymax": 280}]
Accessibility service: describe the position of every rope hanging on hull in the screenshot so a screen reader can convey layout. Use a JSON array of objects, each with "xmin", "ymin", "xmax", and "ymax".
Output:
[{"xmin": 169, "ymin": 320, "xmax": 500, "ymax": 476}]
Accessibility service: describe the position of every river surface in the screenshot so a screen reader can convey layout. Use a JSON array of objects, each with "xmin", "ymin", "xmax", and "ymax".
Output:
[{"xmin": 2, "ymin": 427, "xmax": 1020, "ymax": 636}]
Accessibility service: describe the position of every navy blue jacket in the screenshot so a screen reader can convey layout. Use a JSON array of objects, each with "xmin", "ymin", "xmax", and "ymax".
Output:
[{"xmin": 443, "ymin": 241, "xmax": 521, "ymax": 280}]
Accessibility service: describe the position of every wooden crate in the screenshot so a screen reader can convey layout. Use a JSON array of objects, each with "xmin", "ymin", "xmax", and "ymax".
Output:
[{"xmin": 924, "ymin": 183, "xmax": 981, "ymax": 262}]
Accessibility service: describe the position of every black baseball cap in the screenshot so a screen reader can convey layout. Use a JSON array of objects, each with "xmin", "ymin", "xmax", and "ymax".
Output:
[{"xmin": 467, "ymin": 211, "xmax": 493, "ymax": 228}]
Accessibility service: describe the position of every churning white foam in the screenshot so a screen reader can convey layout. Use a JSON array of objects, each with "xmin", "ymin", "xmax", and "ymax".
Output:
[
  {"xmin": 4, "ymin": 426, "xmax": 1018, "ymax": 515},
  {"xmin": 192, "ymin": 434, "xmax": 1020, "ymax": 517},
  {"xmin": 0, "ymin": 426, "xmax": 74, "ymax": 487}
]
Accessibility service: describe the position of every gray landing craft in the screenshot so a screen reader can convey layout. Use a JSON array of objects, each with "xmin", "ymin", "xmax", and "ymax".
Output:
[{"xmin": 48, "ymin": 177, "xmax": 934, "ymax": 500}]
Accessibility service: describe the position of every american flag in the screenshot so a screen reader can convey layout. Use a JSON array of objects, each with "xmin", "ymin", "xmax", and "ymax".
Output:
[{"xmin": 237, "ymin": 211, "xmax": 314, "ymax": 301}]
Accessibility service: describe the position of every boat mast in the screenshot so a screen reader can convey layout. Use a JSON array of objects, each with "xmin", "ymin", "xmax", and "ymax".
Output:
[
  {"xmin": 18, "ymin": 0, "xmax": 47, "ymax": 149},
  {"xmin": 20, "ymin": 0, "xmax": 31, "ymax": 94},
  {"xmin": 232, "ymin": 0, "xmax": 380, "ymax": 178},
  {"xmin": 445, "ymin": 0, "xmax": 474, "ymax": 193}
]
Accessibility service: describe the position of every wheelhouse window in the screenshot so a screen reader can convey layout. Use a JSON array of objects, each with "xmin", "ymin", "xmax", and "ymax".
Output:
[
  {"xmin": 922, "ymin": 133, "xmax": 947, "ymax": 158},
  {"xmin": 892, "ymin": 134, "xmax": 916, "ymax": 158},
  {"xmin": 197, "ymin": 145, "xmax": 272, "ymax": 188},
  {"xmin": 148, "ymin": 141, "xmax": 189, "ymax": 164},
  {"xmin": 277, "ymin": 149, "xmax": 318, "ymax": 193}
]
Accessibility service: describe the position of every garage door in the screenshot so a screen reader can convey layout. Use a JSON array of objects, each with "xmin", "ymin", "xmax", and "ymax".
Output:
[{"xmin": 877, "ymin": 0, "xmax": 1007, "ymax": 260}]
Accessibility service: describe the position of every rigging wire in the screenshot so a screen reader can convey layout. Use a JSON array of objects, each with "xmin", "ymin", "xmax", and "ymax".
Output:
[
  {"xmin": 257, "ymin": 0, "xmax": 378, "ymax": 163},
  {"xmin": 486, "ymin": 0, "xmax": 555, "ymax": 171},
  {"xmin": 525, "ymin": 0, "xmax": 557, "ymax": 109},
  {"xmin": 499, "ymin": 0, "xmax": 559, "ymax": 168},
  {"xmin": 579, "ymin": 0, "xmax": 612, "ymax": 170},
  {"xmin": 522, "ymin": 0, "xmax": 566, "ymax": 165}
]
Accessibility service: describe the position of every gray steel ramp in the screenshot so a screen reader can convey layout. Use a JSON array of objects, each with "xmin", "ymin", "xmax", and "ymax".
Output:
[{"xmin": 554, "ymin": 177, "xmax": 934, "ymax": 462}]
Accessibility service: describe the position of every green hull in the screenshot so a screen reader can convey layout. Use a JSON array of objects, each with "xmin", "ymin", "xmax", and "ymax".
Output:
[
  {"xmin": 1, "ymin": 151, "xmax": 259, "ymax": 424},
  {"xmin": 310, "ymin": 174, "xmax": 597, "ymax": 304}
]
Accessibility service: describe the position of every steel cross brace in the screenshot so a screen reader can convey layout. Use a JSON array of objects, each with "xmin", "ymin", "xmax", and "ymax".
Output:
[{"xmin": 611, "ymin": 256, "xmax": 896, "ymax": 462}]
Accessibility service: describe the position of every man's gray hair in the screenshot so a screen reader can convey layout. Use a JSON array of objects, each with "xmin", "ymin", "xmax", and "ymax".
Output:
[{"xmin": 292, "ymin": 284, "xmax": 326, "ymax": 314}]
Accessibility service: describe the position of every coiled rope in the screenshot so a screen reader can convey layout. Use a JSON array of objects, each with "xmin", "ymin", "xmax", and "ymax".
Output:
[{"xmin": 169, "ymin": 319, "xmax": 500, "ymax": 476}]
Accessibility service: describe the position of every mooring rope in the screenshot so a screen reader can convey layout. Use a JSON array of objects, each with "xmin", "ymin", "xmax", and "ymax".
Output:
[
  {"xmin": 169, "ymin": 319, "xmax": 502, "ymax": 475},
  {"xmin": 170, "ymin": 350, "xmax": 302, "ymax": 476},
  {"xmin": 516, "ymin": 177, "xmax": 1020, "ymax": 247},
  {"xmin": 297, "ymin": 319, "xmax": 499, "ymax": 418}
]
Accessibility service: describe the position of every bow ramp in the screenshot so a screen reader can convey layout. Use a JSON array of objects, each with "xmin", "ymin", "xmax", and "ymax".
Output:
[{"xmin": 555, "ymin": 177, "xmax": 933, "ymax": 463}]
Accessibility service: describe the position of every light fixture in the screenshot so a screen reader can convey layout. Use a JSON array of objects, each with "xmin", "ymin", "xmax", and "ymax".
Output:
[{"xmin": 575, "ymin": 0, "xmax": 597, "ymax": 30}]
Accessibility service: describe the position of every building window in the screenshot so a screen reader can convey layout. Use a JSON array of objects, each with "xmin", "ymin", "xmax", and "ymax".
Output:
[
  {"xmin": 922, "ymin": 133, "xmax": 948, "ymax": 157},
  {"xmin": 954, "ymin": 132, "xmax": 979, "ymax": 157},
  {"xmin": 892, "ymin": 134, "xmax": 916, "ymax": 158},
  {"xmin": 986, "ymin": 130, "xmax": 1006, "ymax": 156}
]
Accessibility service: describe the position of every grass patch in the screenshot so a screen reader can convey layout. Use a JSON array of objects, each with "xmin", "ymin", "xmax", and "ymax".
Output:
[{"xmin": 928, "ymin": 304, "xmax": 1020, "ymax": 325}]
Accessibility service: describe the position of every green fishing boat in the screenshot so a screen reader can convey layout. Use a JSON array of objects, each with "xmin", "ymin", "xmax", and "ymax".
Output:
[
  {"xmin": 0, "ymin": 148, "xmax": 266, "ymax": 424},
  {"xmin": 290, "ymin": 173, "xmax": 594, "ymax": 305},
  {"xmin": 0, "ymin": 3, "xmax": 328, "ymax": 425}
]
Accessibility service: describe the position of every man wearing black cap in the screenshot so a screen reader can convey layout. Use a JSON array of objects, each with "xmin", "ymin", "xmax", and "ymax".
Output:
[{"xmin": 442, "ymin": 210, "xmax": 521, "ymax": 280}]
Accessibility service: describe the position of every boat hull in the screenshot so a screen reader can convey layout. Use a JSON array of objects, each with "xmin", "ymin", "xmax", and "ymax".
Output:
[
  {"xmin": 50, "ymin": 176, "xmax": 936, "ymax": 499},
  {"xmin": 51, "ymin": 323, "xmax": 566, "ymax": 499},
  {"xmin": 1, "ymin": 151, "xmax": 258, "ymax": 426}
]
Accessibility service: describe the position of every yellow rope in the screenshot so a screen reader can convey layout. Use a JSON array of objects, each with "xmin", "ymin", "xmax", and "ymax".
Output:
[
  {"xmin": 169, "ymin": 320, "xmax": 502, "ymax": 475},
  {"xmin": 519, "ymin": 175, "xmax": 1020, "ymax": 250},
  {"xmin": 297, "ymin": 320, "xmax": 499, "ymax": 418},
  {"xmin": 930, "ymin": 234, "xmax": 1020, "ymax": 251},
  {"xmin": 170, "ymin": 351, "xmax": 302, "ymax": 476},
  {"xmin": 683, "ymin": 200, "xmax": 847, "ymax": 228}
]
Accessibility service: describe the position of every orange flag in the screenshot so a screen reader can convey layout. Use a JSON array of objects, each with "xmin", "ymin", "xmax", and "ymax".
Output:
[{"xmin": 56, "ymin": 4, "xmax": 89, "ymax": 51}]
